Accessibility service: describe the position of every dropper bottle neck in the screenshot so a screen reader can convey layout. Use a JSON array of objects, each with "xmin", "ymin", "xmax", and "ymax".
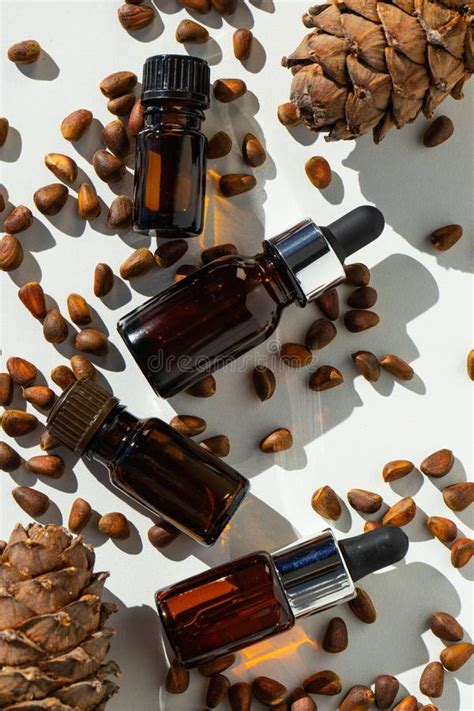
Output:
[
  {"xmin": 264, "ymin": 206, "xmax": 385, "ymax": 306},
  {"xmin": 271, "ymin": 526, "xmax": 408, "ymax": 619},
  {"xmin": 265, "ymin": 219, "xmax": 345, "ymax": 306},
  {"xmin": 255, "ymin": 250, "xmax": 299, "ymax": 308},
  {"xmin": 272, "ymin": 530, "xmax": 355, "ymax": 619}
]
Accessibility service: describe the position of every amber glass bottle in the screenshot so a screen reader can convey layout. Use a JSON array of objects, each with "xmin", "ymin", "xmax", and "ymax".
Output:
[
  {"xmin": 46, "ymin": 379, "xmax": 249, "ymax": 546},
  {"xmin": 133, "ymin": 55, "xmax": 210, "ymax": 236},
  {"xmin": 118, "ymin": 251, "xmax": 296, "ymax": 398},
  {"xmin": 157, "ymin": 552, "xmax": 294, "ymax": 667},
  {"xmin": 156, "ymin": 527, "xmax": 408, "ymax": 667},
  {"xmin": 118, "ymin": 206, "xmax": 385, "ymax": 398}
]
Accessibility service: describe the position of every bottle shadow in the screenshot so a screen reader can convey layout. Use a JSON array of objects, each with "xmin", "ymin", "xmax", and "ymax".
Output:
[
  {"xmin": 167, "ymin": 252, "xmax": 439, "ymax": 479},
  {"xmin": 224, "ymin": 561, "xmax": 464, "ymax": 711},
  {"xmin": 330, "ymin": 561, "xmax": 465, "ymax": 709},
  {"xmin": 342, "ymin": 83, "xmax": 474, "ymax": 275},
  {"xmin": 81, "ymin": 451, "xmax": 299, "ymax": 570}
]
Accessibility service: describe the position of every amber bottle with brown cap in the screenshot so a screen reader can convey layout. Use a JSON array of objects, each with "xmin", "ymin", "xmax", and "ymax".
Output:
[
  {"xmin": 133, "ymin": 54, "xmax": 210, "ymax": 236},
  {"xmin": 46, "ymin": 379, "xmax": 249, "ymax": 545}
]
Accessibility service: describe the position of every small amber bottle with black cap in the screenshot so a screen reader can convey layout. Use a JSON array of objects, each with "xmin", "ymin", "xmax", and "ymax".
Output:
[
  {"xmin": 46, "ymin": 379, "xmax": 249, "ymax": 546},
  {"xmin": 133, "ymin": 54, "xmax": 210, "ymax": 236}
]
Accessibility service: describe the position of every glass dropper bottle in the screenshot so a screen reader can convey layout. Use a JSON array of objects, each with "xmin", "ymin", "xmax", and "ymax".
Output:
[
  {"xmin": 155, "ymin": 525, "xmax": 408, "ymax": 667},
  {"xmin": 118, "ymin": 205, "xmax": 385, "ymax": 398}
]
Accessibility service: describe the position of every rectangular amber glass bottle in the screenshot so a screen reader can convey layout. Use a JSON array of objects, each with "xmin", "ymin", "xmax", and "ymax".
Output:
[{"xmin": 156, "ymin": 552, "xmax": 295, "ymax": 667}]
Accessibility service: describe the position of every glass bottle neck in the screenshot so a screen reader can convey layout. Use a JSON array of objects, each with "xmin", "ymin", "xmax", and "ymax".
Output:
[
  {"xmin": 86, "ymin": 405, "xmax": 139, "ymax": 466},
  {"xmin": 254, "ymin": 251, "xmax": 298, "ymax": 308},
  {"xmin": 144, "ymin": 100, "xmax": 205, "ymax": 131}
]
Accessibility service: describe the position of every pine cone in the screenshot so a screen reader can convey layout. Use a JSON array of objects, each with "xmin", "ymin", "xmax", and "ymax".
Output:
[
  {"xmin": 283, "ymin": 0, "xmax": 473, "ymax": 142},
  {"xmin": 0, "ymin": 523, "xmax": 120, "ymax": 710}
]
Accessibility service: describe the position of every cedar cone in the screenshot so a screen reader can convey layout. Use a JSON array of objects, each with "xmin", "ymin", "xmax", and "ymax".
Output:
[
  {"xmin": 283, "ymin": 0, "xmax": 473, "ymax": 142},
  {"xmin": 0, "ymin": 523, "xmax": 120, "ymax": 710}
]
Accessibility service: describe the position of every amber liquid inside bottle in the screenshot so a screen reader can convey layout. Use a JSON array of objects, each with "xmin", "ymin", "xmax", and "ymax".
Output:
[
  {"xmin": 117, "ymin": 251, "xmax": 297, "ymax": 398},
  {"xmin": 87, "ymin": 406, "xmax": 249, "ymax": 545},
  {"xmin": 134, "ymin": 102, "xmax": 206, "ymax": 236},
  {"xmin": 156, "ymin": 552, "xmax": 294, "ymax": 667}
]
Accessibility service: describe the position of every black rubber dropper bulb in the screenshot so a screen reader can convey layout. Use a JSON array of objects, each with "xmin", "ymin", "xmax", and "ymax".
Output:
[
  {"xmin": 323, "ymin": 205, "xmax": 385, "ymax": 262},
  {"xmin": 339, "ymin": 526, "xmax": 409, "ymax": 582}
]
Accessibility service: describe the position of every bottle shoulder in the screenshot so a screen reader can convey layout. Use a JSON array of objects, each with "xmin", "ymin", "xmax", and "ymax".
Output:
[{"xmin": 202, "ymin": 254, "xmax": 262, "ymax": 271}]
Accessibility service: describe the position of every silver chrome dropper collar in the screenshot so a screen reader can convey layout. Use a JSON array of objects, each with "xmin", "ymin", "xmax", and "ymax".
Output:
[
  {"xmin": 272, "ymin": 529, "xmax": 355, "ymax": 618},
  {"xmin": 265, "ymin": 219, "xmax": 345, "ymax": 306}
]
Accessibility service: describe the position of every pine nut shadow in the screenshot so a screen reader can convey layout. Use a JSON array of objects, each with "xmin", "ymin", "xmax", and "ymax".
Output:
[{"xmin": 16, "ymin": 50, "xmax": 59, "ymax": 81}]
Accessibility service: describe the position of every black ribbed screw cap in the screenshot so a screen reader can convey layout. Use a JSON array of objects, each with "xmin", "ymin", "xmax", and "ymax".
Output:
[{"xmin": 142, "ymin": 54, "xmax": 210, "ymax": 107}]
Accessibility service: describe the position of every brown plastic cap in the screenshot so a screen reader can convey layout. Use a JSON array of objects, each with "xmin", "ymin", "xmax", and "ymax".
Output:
[{"xmin": 46, "ymin": 379, "xmax": 119, "ymax": 456}]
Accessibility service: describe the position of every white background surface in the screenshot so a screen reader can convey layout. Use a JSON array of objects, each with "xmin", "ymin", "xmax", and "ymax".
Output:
[{"xmin": 1, "ymin": 1, "xmax": 473, "ymax": 709}]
